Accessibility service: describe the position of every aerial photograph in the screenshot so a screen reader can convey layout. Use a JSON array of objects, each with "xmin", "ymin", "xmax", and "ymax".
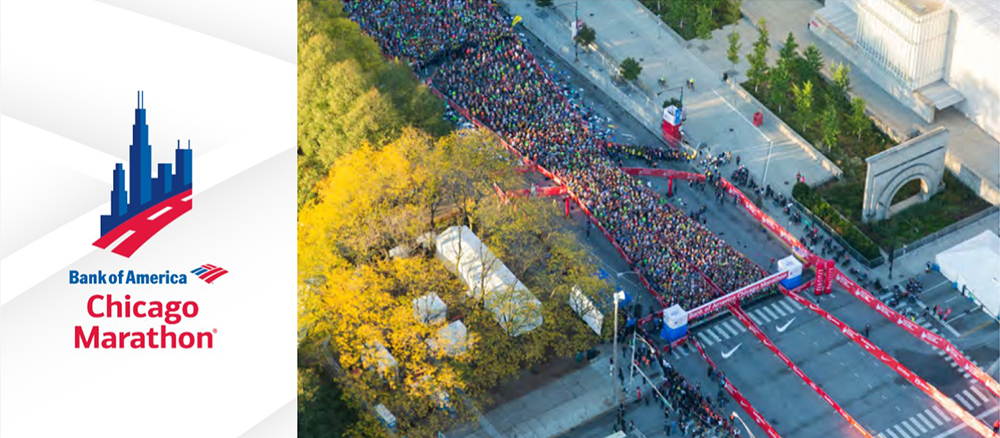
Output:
[{"xmin": 296, "ymin": 0, "xmax": 1000, "ymax": 437}]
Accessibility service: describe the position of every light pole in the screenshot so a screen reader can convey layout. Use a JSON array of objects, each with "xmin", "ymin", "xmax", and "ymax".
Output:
[
  {"xmin": 574, "ymin": 1, "xmax": 579, "ymax": 62},
  {"xmin": 761, "ymin": 139, "xmax": 773, "ymax": 188},
  {"xmin": 613, "ymin": 290, "xmax": 625, "ymax": 403}
]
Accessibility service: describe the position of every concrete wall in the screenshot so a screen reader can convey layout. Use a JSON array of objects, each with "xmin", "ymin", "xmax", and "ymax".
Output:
[
  {"xmin": 863, "ymin": 127, "xmax": 948, "ymax": 222},
  {"xmin": 944, "ymin": 17, "xmax": 1000, "ymax": 141}
]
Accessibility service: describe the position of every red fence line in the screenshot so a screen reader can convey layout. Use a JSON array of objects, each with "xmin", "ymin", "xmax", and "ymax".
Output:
[
  {"xmin": 691, "ymin": 338, "xmax": 783, "ymax": 438},
  {"xmin": 727, "ymin": 304, "xmax": 874, "ymax": 438},
  {"xmin": 831, "ymin": 267, "xmax": 1000, "ymax": 398},
  {"xmin": 781, "ymin": 283, "xmax": 996, "ymax": 437}
]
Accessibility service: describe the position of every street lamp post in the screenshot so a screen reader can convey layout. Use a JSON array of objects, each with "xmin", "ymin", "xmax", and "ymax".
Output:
[
  {"xmin": 761, "ymin": 139, "xmax": 773, "ymax": 188},
  {"xmin": 574, "ymin": 1, "xmax": 579, "ymax": 62},
  {"xmin": 731, "ymin": 412, "xmax": 756, "ymax": 438}
]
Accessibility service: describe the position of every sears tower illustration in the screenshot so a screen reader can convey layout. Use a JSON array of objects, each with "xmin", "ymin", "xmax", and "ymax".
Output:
[{"xmin": 95, "ymin": 92, "xmax": 194, "ymax": 257}]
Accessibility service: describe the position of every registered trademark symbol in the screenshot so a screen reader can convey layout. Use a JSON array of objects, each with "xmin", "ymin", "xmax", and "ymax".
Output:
[{"xmin": 213, "ymin": 329, "xmax": 218, "ymax": 334}]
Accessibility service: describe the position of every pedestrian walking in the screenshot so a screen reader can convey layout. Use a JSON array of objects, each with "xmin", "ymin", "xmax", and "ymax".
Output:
[
  {"xmin": 586, "ymin": 220, "xmax": 591, "ymax": 238},
  {"xmin": 864, "ymin": 323, "xmax": 870, "ymax": 338},
  {"xmin": 619, "ymin": 367, "xmax": 625, "ymax": 384},
  {"xmin": 944, "ymin": 307, "xmax": 952, "ymax": 321},
  {"xmin": 992, "ymin": 419, "xmax": 998, "ymax": 435}
]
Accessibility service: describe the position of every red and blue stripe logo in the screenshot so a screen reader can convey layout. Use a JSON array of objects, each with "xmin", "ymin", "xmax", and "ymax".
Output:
[{"xmin": 191, "ymin": 264, "xmax": 228, "ymax": 284}]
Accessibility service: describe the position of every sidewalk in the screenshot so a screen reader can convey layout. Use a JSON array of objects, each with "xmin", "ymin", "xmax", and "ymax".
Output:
[
  {"xmin": 449, "ymin": 345, "xmax": 619, "ymax": 438},
  {"xmin": 503, "ymin": 0, "xmax": 841, "ymax": 196}
]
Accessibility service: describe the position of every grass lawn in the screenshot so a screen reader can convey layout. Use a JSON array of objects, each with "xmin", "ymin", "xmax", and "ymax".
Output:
[{"xmin": 638, "ymin": 0, "xmax": 737, "ymax": 41}]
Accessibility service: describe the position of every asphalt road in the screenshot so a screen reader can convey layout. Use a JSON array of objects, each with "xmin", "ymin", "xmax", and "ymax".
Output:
[{"xmin": 516, "ymin": 23, "xmax": 996, "ymax": 438}]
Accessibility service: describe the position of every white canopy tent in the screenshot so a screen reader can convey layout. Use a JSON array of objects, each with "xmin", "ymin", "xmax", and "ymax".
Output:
[
  {"xmin": 427, "ymin": 320, "xmax": 470, "ymax": 356},
  {"xmin": 434, "ymin": 226, "xmax": 543, "ymax": 336},
  {"xmin": 413, "ymin": 293, "xmax": 447, "ymax": 325},
  {"xmin": 568, "ymin": 286, "xmax": 603, "ymax": 335},
  {"xmin": 935, "ymin": 230, "xmax": 1000, "ymax": 319}
]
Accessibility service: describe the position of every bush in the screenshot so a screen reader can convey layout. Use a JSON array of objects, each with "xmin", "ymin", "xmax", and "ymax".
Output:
[
  {"xmin": 620, "ymin": 57, "xmax": 643, "ymax": 81},
  {"xmin": 793, "ymin": 183, "xmax": 881, "ymax": 260}
]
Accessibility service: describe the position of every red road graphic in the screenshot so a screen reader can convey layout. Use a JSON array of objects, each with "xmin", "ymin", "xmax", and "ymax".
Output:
[{"xmin": 92, "ymin": 189, "xmax": 193, "ymax": 257}]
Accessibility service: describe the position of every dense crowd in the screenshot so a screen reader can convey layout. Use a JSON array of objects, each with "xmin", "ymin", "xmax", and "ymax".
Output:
[{"xmin": 343, "ymin": 0, "xmax": 768, "ymax": 311}]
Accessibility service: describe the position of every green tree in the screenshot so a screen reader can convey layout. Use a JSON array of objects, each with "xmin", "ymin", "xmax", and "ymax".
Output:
[
  {"xmin": 777, "ymin": 32, "xmax": 799, "ymax": 71},
  {"xmin": 769, "ymin": 64, "xmax": 791, "ymax": 113},
  {"xmin": 536, "ymin": 0, "xmax": 553, "ymax": 7},
  {"xmin": 745, "ymin": 17, "xmax": 770, "ymax": 91},
  {"xmin": 821, "ymin": 102, "xmax": 840, "ymax": 151},
  {"xmin": 849, "ymin": 97, "xmax": 868, "ymax": 140},
  {"xmin": 800, "ymin": 44, "xmax": 824, "ymax": 80},
  {"xmin": 792, "ymin": 80, "xmax": 814, "ymax": 131},
  {"xmin": 574, "ymin": 23, "xmax": 596, "ymax": 47},
  {"xmin": 726, "ymin": 0, "xmax": 743, "ymax": 27},
  {"xmin": 695, "ymin": 4, "xmax": 715, "ymax": 41},
  {"xmin": 726, "ymin": 30, "xmax": 742, "ymax": 71},
  {"xmin": 832, "ymin": 62, "xmax": 851, "ymax": 96},
  {"xmin": 669, "ymin": 0, "xmax": 695, "ymax": 36},
  {"xmin": 620, "ymin": 57, "xmax": 643, "ymax": 81}
]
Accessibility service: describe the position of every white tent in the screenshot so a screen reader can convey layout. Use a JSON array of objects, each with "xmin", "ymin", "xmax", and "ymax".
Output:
[
  {"xmin": 427, "ymin": 320, "xmax": 470, "ymax": 356},
  {"xmin": 568, "ymin": 286, "xmax": 603, "ymax": 335},
  {"xmin": 374, "ymin": 404, "xmax": 397, "ymax": 429},
  {"xmin": 935, "ymin": 230, "xmax": 1000, "ymax": 319},
  {"xmin": 365, "ymin": 341, "xmax": 397, "ymax": 375},
  {"xmin": 413, "ymin": 293, "xmax": 447, "ymax": 325},
  {"xmin": 435, "ymin": 226, "xmax": 543, "ymax": 336}
]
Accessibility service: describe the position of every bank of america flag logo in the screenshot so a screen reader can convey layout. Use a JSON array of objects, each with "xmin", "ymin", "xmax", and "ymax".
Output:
[
  {"xmin": 93, "ymin": 91, "xmax": 194, "ymax": 257},
  {"xmin": 191, "ymin": 264, "xmax": 228, "ymax": 284}
]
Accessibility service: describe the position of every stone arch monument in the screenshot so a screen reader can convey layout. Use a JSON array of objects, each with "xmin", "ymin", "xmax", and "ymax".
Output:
[{"xmin": 862, "ymin": 127, "xmax": 948, "ymax": 223}]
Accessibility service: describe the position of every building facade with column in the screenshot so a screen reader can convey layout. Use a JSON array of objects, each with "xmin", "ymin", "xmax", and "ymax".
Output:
[{"xmin": 812, "ymin": 0, "xmax": 1000, "ymax": 142}]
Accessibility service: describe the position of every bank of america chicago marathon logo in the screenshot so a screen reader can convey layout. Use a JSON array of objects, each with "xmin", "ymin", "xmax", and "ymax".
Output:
[
  {"xmin": 191, "ymin": 263, "xmax": 229, "ymax": 284},
  {"xmin": 92, "ymin": 91, "xmax": 193, "ymax": 258}
]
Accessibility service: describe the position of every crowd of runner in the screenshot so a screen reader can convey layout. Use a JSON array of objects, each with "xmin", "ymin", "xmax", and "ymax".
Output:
[{"xmin": 343, "ymin": 0, "xmax": 768, "ymax": 311}]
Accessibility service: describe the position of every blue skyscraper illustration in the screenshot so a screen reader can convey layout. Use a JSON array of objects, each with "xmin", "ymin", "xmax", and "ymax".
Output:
[{"xmin": 100, "ymin": 91, "xmax": 194, "ymax": 236}]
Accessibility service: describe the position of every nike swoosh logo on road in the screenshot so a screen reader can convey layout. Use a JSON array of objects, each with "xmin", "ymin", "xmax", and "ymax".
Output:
[
  {"xmin": 777, "ymin": 317, "xmax": 796, "ymax": 333},
  {"xmin": 721, "ymin": 343, "xmax": 742, "ymax": 359}
]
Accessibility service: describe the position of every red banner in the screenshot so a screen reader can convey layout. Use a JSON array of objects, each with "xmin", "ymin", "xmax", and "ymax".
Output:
[
  {"xmin": 782, "ymin": 284, "xmax": 996, "ymax": 437},
  {"xmin": 690, "ymin": 338, "xmax": 783, "ymax": 438},
  {"xmin": 815, "ymin": 260, "xmax": 826, "ymax": 296},
  {"xmin": 831, "ymin": 268, "xmax": 1000, "ymax": 398},
  {"xmin": 824, "ymin": 259, "xmax": 834, "ymax": 294},
  {"xmin": 686, "ymin": 271, "xmax": 789, "ymax": 320},
  {"xmin": 728, "ymin": 304, "xmax": 873, "ymax": 438}
]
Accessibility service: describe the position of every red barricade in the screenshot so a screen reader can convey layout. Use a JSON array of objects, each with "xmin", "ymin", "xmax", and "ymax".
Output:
[
  {"xmin": 781, "ymin": 283, "xmax": 996, "ymax": 437},
  {"xmin": 831, "ymin": 267, "xmax": 1000, "ymax": 398},
  {"xmin": 728, "ymin": 304, "xmax": 874, "ymax": 438},
  {"xmin": 691, "ymin": 338, "xmax": 783, "ymax": 438}
]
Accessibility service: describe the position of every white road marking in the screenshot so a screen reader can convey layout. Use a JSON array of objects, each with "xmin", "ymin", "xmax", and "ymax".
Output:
[
  {"xmin": 883, "ymin": 429, "xmax": 900, "ymax": 438},
  {"xmin": 147, "ymin": 206, "xmax": 172, "ymax": 221},
  {"xmin": 748, "ymin": 312, "xmax": 763, "ymax": 325},
  {"xmin": 752, "ymin": 309, "xmax": 771, "ymax": 323},
  {"xmin": 929, "ymin": 403, "xmax": 1000, "ymax": 438},
  {"xmin": 953, "ymin": 392, "xmax": 974, "ymax": 410},
  {"xmin": 104, "ymin": 229, "xmax": 136, "ymax": 253},
  {"xmin": 713, "ymin": 326, "xmax": 731, "ymax": 340},
  {"xmin": 698, "ymin": 332, "xmax": 714, "ymax": 346},
  {"xmin": 916, "ymin": 413, "xmax": 937, "ymax": 430},
  {"xmin": 721, "ymin": 343, "xmax": 742, "ymax": 359},
  {"xmin": 707, "ymin": 329, "xmax": 723, "ymax": 343},
  {"xmin": 771, "ymin": 303, "xmax": 787, "ymax": 317},
  {"xmin": 932, "ymin": 405, "xmax": 951, "ymax": 421},
  {"xmin": 924, "ymin": 409, "xmax": 944, "ymax": 426},
  {"xmin": 720, "ymin": 321, "xmax": 740, "ymax": 336},
  {"xmin": 969, "ymin": 385, "xmax": 990, "ymax": 403},
  {"xmin": 908, "ymin": 417, "xmax": 928, "ymax": 434},
  {"xmin": 777, "ymin": 317, "xmax": 796, "ymax": 333},
  {"xmin": 762, "ymin": 306, "xmax": 780, "ymax": 320},
  {"xmin": 893, "ymin": 424, "xmax": 912, "ymax": 438},
  {"xmin": 786, "ymin": 297, "xmax": 804, "ymax": 310},
  {"xmin": 777, "ymin": 300, "xmax": 796, "ymax": 314},
  {"xmin": 962, "ymin": 390, "xmax": 982, "ymax": 407}
]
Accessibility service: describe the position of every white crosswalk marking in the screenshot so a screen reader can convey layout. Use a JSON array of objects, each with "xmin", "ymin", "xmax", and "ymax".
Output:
[
  {"xmin": 762, "ymin": 306, "xmax": 780, "ymax": 320},
  {"xmin": 751, "ymin": 309, "xmax": 770, "ymax": 323},
  {"xmin": 916, "ymin": 413, "xmax": 937, "ymax": 430},
  {"xmin": 963, "ymin": 390, "xmax": 982, "ymax": 407},
  {"xmin": 893, "ymin": 424, "xmax": 912, "ymax": 438},
  {"xmin": 954, "ymin": 392, "xmax": 974, "ymax": 410},
  {"xmin": 936, "ymin": 350, "xmax": 946, "ymax": 356},
  {"xmin": 901, "ymin": 420, "xmax": 921, "ymax": 436},
  {"xmin": 777, "ymin": 300, "xmax": 796, "ymax": 314},
  {"xmin": 932, "ymin": 405, "xmax": 951, "ymax": 421},
  {"xmin": 771, "ymin": 304, "xmax": 787, "ymax": 317},
  {"xmin": 698, "ymin": 332, "xmax": 714, "ymax": 346},
  {"xmin": 877, "ymin": 433, "xmax": 888, "ymax": 438},
  {"xmin": 720, "ymin": 321, "xmax": 740, "ymax": 337},
  {"xmin": 969, "ymin": 385, "xmax": 990, "ymax": 403},
  {"xmin": 908, "ymin": 417, "xmax": 928, "ymax": 434},
  {"xmin": 883, "ymin": 428, "xmax": 900, "ymax": 438},
  {"xmin": 711, "ymin": 326, "xmax": 730, "ymax": 340},
  {"xmin": 748, "ymin": 312, "xmax": 763, "ymax": 325},
  {"xmin": 707, "ymin": 329, "xmax": 723, "ymax": 342},
  {"xmin": 730, "ymin": 319, "xmax": 747, "ymax": 332},
  {"xmin": 785, "ymin": 297, "xmax": 804, "ymax": 310},
  {"xmin": 671, "ymin": 350, "xmax": 680, "ymax": 359},
  {"xmin": 924, "ymin": 409, "xmax": 944, "ymax": 426},
  {"xmin": 680, "ymin": 346, "xmax": 689, "ymax": 356}
]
